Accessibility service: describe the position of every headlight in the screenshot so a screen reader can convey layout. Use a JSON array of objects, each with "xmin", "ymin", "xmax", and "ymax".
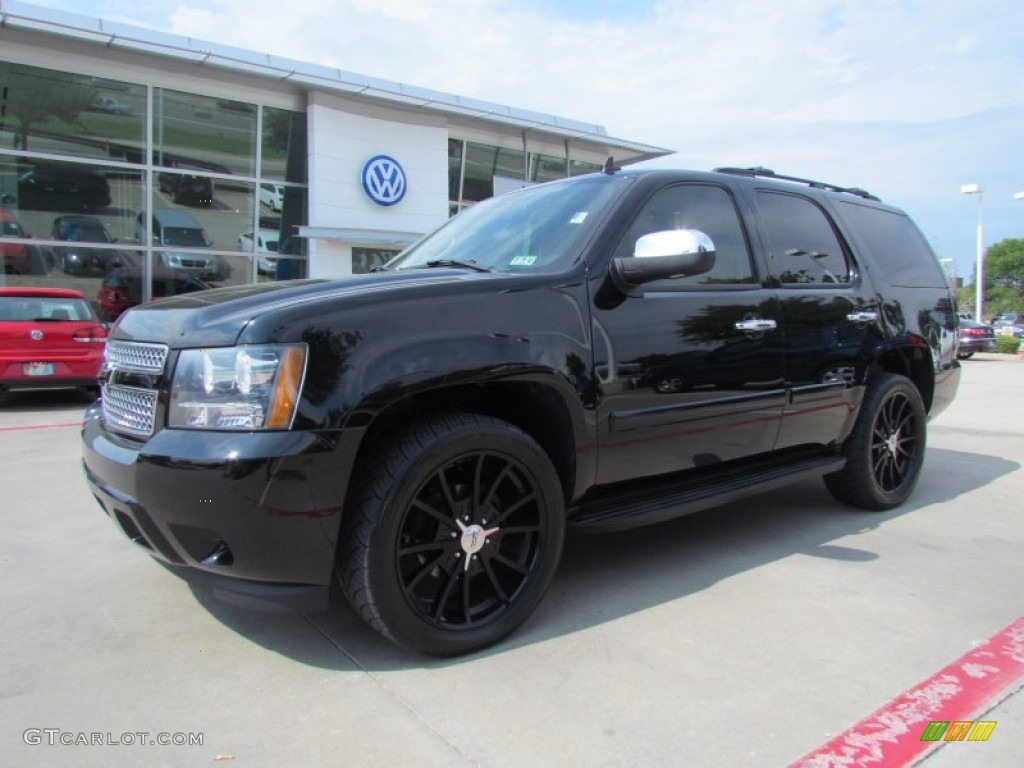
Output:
[{"xmin": 168, "ymin": 344, "xmax": 306, "ymax": 430}]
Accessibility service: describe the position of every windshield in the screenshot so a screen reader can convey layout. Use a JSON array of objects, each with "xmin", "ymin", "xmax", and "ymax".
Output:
[
  {"xmin": 0, "ymin": 296, "xmax": 96, "ymax": 321},
  {"xmin": 67, "ymin": 224, "xmax": 112, "ymax": 243},
  {"xmin": 163, "ymin": 227, "xmax": 208, "ymax": 247},
  {"xmin": 390, "ymin": 174, "xmax": 626, "ymax": 274}
]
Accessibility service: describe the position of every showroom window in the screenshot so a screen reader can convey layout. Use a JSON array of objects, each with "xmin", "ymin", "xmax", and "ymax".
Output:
[
  {"xmin": 0, "ymin": 61, "xmax": 308, "ymax": 314},
  {"xmin": 352, "ymin": 247, "xmax": 400, "ymax": 274},
  {"xmin": 447, "ymin": 138, "xmax": 603, "ymax": 215}
]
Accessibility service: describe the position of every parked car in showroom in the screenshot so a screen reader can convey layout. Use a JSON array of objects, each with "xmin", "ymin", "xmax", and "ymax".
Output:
[
  {"xmin": 0, "ymin": 287, "xmax": 106, "ymax": 397},
  {"xmin": 82, "ymin": 166, "xmax": 960, "ymax": 656},
  {"xmin": 238, "ymin": 228, "xmax": 279, "ymax": 274},
  {"xmin": 52, "ymin": 215, "xmax": 133, "ymax": 275},
  {"xmin": 17, "ymin": 163, "xmax": 111, "ymax": 211},
  {"xmin": 1, "ymin": 208, "xmax": 33, "ymax": 274},
  {"xmin": 158, "ymin": 173, "xmax": 213, "ymax": 207},
  {"xmin": 136, "ymin": 209, "xmax": 229, "ymax": 281},
  {"xmin": 259, "ymin": 183, "xmax": 284, "ymax": 212},
  {"xmin": 97, "ymin": 266, "xmax": 212, "ymax": 321},
  {"xmin": 956, "ymin": 319, "xmax": 997, "ymax": 358}
]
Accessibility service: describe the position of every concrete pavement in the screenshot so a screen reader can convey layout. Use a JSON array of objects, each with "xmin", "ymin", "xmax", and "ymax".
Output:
[{"xmin": 1, "ymin": 354, "xmax": 1022, "ymax": 767}]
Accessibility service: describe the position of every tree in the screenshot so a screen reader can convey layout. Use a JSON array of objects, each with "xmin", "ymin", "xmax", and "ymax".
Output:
[
  {"xmin": 983, "ymin": 238, "xmax": 1024, "ymax": 315},
  {"xmin": 5, "ymin": 69, "xmax": 94, "ymax": 151}
]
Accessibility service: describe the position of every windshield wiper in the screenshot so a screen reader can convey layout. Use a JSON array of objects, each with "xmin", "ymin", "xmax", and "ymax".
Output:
[{"xmin": 419, "ymin": 259, "xmax": 494, "ymax": 273}]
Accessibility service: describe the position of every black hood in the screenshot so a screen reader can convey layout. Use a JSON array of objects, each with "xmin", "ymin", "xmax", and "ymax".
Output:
[{"xmin": 109, "ymin": 270, "xmax": 499, "ymax": 347}]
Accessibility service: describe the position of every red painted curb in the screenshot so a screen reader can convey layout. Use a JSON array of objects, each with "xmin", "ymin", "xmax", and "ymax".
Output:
[
  {"xmin": 0, "ymin": 422, "xmax": 81, "ymax": 432},
  {"xmin": 790, "ymin": 615, "xmax": 1024, "ymax": 767}
]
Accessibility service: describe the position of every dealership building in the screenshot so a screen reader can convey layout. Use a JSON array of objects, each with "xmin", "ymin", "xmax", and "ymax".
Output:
[{"xmin": 0, "ymin": 0, "xmax": 669, "ymax": 311}]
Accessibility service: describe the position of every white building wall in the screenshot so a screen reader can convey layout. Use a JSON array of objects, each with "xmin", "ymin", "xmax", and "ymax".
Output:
[{"xmin": 307, "ymin": 92, "xmax": 450, "ymax": 278}]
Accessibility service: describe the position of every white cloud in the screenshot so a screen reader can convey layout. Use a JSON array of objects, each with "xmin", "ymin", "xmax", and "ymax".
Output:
[{"xmin": 53, "ymin": 0, "xmax": 1024, "ymax": 273}]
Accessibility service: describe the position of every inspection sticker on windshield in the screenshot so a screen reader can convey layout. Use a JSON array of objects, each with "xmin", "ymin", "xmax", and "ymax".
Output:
[
  {"xmin": 510, "ymin": 255, "xmax": 537, "ymax": 266},
  {"xmin": 570, "ymin": 211, "xmax": 589, "ymax": 224}
]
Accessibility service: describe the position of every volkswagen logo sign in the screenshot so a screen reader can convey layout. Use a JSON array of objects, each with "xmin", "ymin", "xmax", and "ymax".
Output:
[
  {"xmin": 30, "ymin": 329, "xmax": 44, "ymax": 341},
  {"xmin": 362, "ymin": 155, "xmax": 407, "ymax": 207}
]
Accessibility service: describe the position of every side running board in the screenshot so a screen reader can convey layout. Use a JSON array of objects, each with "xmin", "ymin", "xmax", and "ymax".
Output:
[{"xmin": 569, "ymin": 455, "xmax": 846, "ymax": 533}]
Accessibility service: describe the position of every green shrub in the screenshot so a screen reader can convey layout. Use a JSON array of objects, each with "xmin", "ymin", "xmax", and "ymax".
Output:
[{"xmin": 995, "ymin": 335, "xmax": 1022, "ymax": 354}]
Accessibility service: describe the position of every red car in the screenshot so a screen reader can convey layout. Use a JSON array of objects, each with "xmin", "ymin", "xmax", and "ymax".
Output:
[
  {"xmin": 0, "ymin": 287, "xmax": 107, "ymax": 395},
  {"xmin": 1, "ymin": 208, "xmax": 32, "ymax": 275}
]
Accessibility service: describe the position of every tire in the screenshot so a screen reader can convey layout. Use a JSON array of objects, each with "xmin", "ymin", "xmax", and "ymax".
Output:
[
  {"xmin": 338, "ymin": 413, "xmax": 565, "ymax": 656},
  {"xmin": 824, "ymin": 373, "xmax": 927, "ymax": 510}
]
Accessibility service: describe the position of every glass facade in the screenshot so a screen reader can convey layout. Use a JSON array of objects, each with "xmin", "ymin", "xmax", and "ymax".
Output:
[
  {"xmin": 0, "ymin": 62, "xmax": 308, "ymax": 319},
  {"xmin": 446, "ymin": 137, "xmax": 607, "ymax": 214}
]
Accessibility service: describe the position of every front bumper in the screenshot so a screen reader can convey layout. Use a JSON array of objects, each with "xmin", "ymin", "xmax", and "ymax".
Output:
[{"xmin": 81, "ymin": 404, "xmax": 348, "ymax": 612}]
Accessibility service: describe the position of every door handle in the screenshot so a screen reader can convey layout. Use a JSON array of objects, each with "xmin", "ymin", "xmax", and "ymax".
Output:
[
  {"xmin": 846, "ymin": 311, "xmax": 878, "ymax": 324},
  {"xmin": 734, "ymin": 318, "xmax": 778, "ymax": 332}
]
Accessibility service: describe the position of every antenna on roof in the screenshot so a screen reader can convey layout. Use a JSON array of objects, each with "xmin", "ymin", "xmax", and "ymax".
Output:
[{"xmin": 603, "ymin": 157, "xmax": 620, "ymax": 175}]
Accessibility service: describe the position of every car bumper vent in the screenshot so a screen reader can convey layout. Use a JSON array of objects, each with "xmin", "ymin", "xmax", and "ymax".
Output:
[
  {"xmin": 102, "ymin": 385, "xmax": 158, "ymax": 437},
  {"xmin": 114, "ymin": 510, "xmax": 152, "ymax": 550}
]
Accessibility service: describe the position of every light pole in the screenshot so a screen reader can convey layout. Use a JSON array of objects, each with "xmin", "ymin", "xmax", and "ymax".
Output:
[{"xmin": 961, "ymin": 184, "xmax": 984, "ymax": 320}]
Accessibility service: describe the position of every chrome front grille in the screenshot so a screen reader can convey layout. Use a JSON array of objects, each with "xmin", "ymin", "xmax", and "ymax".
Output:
[
  {"xmin": 102, "ymin": 385, "xmax": 159, "ymax": 437},
  {"xmin": 102, "ymin": 341, "xmax": 169, "ymax": 437},
  {"xmin": 104, "ymin": 341, "xmax": 168, "ymax": 373}
]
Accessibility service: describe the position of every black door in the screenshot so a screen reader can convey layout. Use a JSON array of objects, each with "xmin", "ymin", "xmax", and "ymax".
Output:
[
  {"xmin": 750, "ymin": 190, "xmax": 884, "ymax": 450},
  {"xmin": 591, "ymin": 183, "xmax": 785, "ymax": 486}
]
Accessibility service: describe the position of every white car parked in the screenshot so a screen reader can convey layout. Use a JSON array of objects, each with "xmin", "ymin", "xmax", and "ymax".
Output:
[
  {"xmin": 238, "ymin": 229, "xmax": 280, "ymax": 275},
  {"xmin": 259, "ymin": 183, "xmax": 284, "ymax": 212}
]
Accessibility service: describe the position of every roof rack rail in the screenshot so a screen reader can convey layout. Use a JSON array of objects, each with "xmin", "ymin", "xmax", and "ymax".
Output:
[{"xmin": 713, "ymin": 166, "xmax": 880, "ymax": 201}]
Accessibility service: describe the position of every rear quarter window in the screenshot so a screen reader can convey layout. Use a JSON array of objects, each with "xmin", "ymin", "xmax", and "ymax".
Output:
[{"xmin": 839, "ymin": 202, "xmax": 947, "ymax": 288}]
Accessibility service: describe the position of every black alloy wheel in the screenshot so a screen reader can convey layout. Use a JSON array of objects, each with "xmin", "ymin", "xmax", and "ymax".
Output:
[
  {"xmin": 339, "ymin": 413, "xmax": 565, "ymax": 656},
  {"xmin": 825, "ymin": 372, "xmax": 927, "ymax": 510}
]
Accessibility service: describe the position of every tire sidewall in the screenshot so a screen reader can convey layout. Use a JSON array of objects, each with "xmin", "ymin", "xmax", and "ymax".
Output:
[
  {"xmin": 857, "ymin": 375, "xmax": 927, "ymax": 508},
  {"xmin": 362, "ymin": 419, "xmax": 565, "ymax": 656}
]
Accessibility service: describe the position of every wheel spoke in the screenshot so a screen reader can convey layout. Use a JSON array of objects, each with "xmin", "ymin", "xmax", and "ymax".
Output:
[
  {"xmin": 487, "ymin": 491, "xmax": 537, "ymax": 528},
  {"xmin": 472, "ymin": 453, "xmax": 486, "ymax": 515},
  {"xmin": 437, "ymin": 466, "xmax": 459, "ymax": 512},
  {"xmin": 431, "ymin": 562, "xmax": 462, "ymax": 621},
  {"xmin": 496, "ymin": 524, "xmax": 540, "ymax": 536},
  {"xmin": 481, "ymin": 556, "xmax": 510, "ymax": 604},
  {"xmin": 411, "ymin": 498, "xmax": 455, "ymax": 529},
  {"xmin": 480, "ymin": 464, "xmax": 512, "ymax": 515},
  {"xmin": 491, "ymin": 552, "xmax": 530, "ymax": 576},
  {"xmin": 405, "ymin": 551, "xmax": 449, "ymax": 592},
  {"xmin": 398, "ymin": 540, "xmax": 454, "ymax": 558}
]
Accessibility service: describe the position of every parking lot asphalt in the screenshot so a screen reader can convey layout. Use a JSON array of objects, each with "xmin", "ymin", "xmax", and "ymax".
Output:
[{"xmin": 2, "ymin": 355, "xmax": 1022, "ymax": 767}]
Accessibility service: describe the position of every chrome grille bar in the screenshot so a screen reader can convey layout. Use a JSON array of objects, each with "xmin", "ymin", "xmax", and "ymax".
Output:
[{"xmin": 104, "ymin": 341, "xmax": 168, "ymax": 373}]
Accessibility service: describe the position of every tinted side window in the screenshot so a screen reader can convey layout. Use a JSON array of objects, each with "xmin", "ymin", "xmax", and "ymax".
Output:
[
  {"xmin": 839, "ymin": 202, "xmax": 947, "ymax": 288},
  {"xmin": 614, "ymin": 184, "xmax": 756, "ymax": 287},
  {"xmin": 756, "ymin": 191, "xmax": 851, "ymax": 286}
]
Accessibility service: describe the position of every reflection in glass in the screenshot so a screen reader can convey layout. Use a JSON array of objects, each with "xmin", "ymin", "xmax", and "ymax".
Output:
[
  {"xmin": 153, "ymin": 89, "xmax": 257, "ymax": 177},
  {"xmin": 98, "ymin": 255, "xmax": 214, "ymax": 321},
  {"xmin": 352, "ymin": 247, "xmax": 400, "ymax": 274},
  {"xmin": 261, "ymin": 108, "xmax": 307, "ymax": 183},
  {"xmin": 0, "ymin": 63, "xmax": 145, "ymax": 161},
  {"xmin": 462, "ymin": 142, "xmax": 525, "ymax": 202},
  {"xmin": 271, "ymin": 187, "xmax": 308, "ymax": 280},
  {"xmin": 569, "ymin": 159, "xmax": 603, "ymax": 177},
  {"xmin": 448, "ymin": 139, "xmax": 464, "ymax": 203},
  {"xmin": 530, "ymin": 152, "xmax": 567, "ymax": 183}
]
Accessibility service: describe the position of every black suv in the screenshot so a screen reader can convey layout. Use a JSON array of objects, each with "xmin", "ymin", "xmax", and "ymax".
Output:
[{"xmin": 82, "ymin": 167, "xmax": 960, "ymax": 656}]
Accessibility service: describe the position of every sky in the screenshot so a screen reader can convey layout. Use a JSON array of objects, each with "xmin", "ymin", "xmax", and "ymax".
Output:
[{"xmin": 42, "ymin": 0, "xmax": 1024, "ymax": 281}]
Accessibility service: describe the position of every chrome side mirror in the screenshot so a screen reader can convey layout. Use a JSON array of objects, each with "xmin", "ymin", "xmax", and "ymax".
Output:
[{"xmin": 611, "ymin": 229, "xmax": 716, "ymax": 297}]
